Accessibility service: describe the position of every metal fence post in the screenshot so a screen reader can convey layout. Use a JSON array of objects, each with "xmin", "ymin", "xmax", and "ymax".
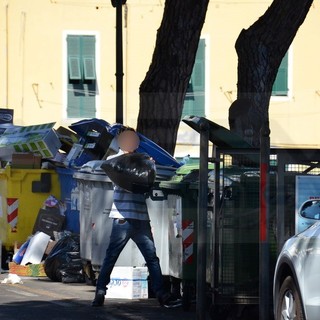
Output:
[
  {"xmin": 196, "ymin": 120, "xmax": 209, "ymax": 320},
  {"xmin": 259, "ymin": 122, "xmax": 270, "ymax": 320}
]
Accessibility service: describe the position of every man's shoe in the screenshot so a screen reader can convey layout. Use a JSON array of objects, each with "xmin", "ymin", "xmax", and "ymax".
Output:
[
  {"xmin": 159, "ymin": 293, "xmax": 182, "ymax": 308},
  {"xmin": 91, "ymin": 291, "xmax": 105, "ymax": 307}
]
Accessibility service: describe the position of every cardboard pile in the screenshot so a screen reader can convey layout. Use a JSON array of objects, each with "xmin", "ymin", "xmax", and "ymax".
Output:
[
  {"xmin": 57, "ymin": 119, "xmax": 114, "ymax": 168},
  {"xmin": 9, "ymin": 196, "xmax": 66, "ymax": 277},
  {"xmin": 0, "ymin": 114, "xmax": 181, "ymax": 173},
  {"xmin": 0, "ymin": 116, "xmax": 113, "ymax": 169},
  {"xmin": 0, "ymin": 122, "xmax": 61, "ymax": 163}
]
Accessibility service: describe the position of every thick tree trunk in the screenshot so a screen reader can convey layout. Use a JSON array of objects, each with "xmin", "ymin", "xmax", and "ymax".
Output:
[
  {"xmin": 137, "ymin": 0, "xmax": 209, "ymax": 155},
  {"xmin": 233, "ymin": 0, "xmax": 313, "ymax": 147}
]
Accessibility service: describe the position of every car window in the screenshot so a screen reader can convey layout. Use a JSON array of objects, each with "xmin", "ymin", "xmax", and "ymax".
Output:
[{"xmin": 300, "ymin": 200, "xmax": 320, "ymax": 220}]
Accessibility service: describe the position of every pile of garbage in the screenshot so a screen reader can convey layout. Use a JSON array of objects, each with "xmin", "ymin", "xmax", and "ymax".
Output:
[
  {"xmin": 0, "ymin": 116, "xmax": 182, "ymax": 179},
  {"xmin": 0, "ymin": 115, "xmax": 182, "ymax": 281},
  {"xmin": 10, "ymin": 231, "xmax": 84, "ymax": 283},
  {"xmin": 6, "ymin": 195, "xmax": 83, "ymax": 283}
]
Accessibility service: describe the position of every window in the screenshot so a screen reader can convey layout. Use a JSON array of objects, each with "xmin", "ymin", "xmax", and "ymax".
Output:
[
  {"xmin": 182, "ymin": 39, "xmax": 206, "ymax": 117},
  {"xmin": 272, "ymin": 52, "xmax": 288, "ymax": 97},
  {"xmin": 66, "ymin": 35, "xmax": 97, "ymax": 118}
]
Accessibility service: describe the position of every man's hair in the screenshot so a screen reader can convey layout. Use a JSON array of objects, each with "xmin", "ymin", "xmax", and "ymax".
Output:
[{"xmin": 117, "ymin": 126, "xmax": 136, "ymax": 135}]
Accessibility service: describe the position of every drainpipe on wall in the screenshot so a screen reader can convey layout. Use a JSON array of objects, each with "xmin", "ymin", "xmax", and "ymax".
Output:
[
  {"xmin": 111, "ymin": 0, "xmax": 127, "ymax": 124},
  {"xmin": 6, "ymin": 5, "xmax": 9, "ymax": 108}
]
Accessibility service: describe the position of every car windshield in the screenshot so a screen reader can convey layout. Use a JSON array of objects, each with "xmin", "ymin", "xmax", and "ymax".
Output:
[{"xmin": 300, "ymin": 200, "xmax": 320, "ymax": 220}]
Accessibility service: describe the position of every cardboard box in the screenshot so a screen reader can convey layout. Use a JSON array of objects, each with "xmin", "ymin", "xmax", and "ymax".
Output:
[
  {"xmin": 107, "ymin": 267, "xmax": 149, "ymax": 299},
  {"xmin": 63, "ymin": 143, "xmax": 83, "ymax": 166},
  {"xmin": 11, "ymin": 152, "xmax": 42, "ymax": 169},
  {"xmin": 9, "ymin": 262, "xmax": 47, "ymax": 277},
  {"xmin": 0, "ymin": 123, "xmax": 61, "ymax": 159},
  {"xmin": 82, "ymin": 128, "xmax": 114, "ymax": 160},
  {"xmin": 45, "ymin": 240, "xmax": 57, "ymax": 255},
  {"xmin": 55, "ymin": 126, "xmax": 79, "ymax": 153}
]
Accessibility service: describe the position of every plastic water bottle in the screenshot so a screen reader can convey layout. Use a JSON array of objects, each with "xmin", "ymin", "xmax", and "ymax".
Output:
[{"xmin": 180, "ymin": 154, "xmax": 190, "ymax": 165}]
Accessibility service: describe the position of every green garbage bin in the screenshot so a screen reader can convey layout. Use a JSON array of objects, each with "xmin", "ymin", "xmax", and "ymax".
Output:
[
  {"xmin": 160, "ymin": 181, "xmax": 198, "ymax": 278},
  {"xmin": 159, "ymin": 165, "xmax": 214, "ymax": 310}
]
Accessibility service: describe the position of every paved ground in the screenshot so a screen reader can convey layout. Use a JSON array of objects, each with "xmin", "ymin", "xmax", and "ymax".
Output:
[{"xmin": 0, "ymin": 272, "xmax": 200, "ymax": 320}]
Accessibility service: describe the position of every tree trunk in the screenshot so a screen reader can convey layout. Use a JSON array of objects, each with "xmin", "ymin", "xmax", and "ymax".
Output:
[
  {"xmin": 233, "ymin": 0, "xmax": 313, "ymax": 147},
  {"xmin": 137, "ymin": 0, "xmax": 209, "ymax": 155}
]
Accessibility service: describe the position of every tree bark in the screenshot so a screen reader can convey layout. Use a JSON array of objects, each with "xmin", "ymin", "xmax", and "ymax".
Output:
[
  {"xmin": 137, "ymin": 0, "xmax": 209, "ymax": 155},
  {"xmin": 233, "ymin": 0, "xmax": 313, "ymax": 147}
]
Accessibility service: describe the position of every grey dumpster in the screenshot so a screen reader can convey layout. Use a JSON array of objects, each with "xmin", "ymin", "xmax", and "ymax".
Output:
[
  {"xmin": 74, "ymin": 172, "xmax": 171, "ymax": 273},
  {"xmin": 74, "ymin": 172, "xmax": 114, "ymax": 270}
]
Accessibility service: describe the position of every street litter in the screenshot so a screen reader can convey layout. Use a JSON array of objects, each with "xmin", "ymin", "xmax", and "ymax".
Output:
[{"xmin": 1, "ymin": 273, "xmax": 23, "ymax": 284}]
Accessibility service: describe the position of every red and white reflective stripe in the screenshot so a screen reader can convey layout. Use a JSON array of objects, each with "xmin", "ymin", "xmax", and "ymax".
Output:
[
  {"xmin": 7, "ymin": 198, "xmax": 18, "ymax": 228},
  {"xmin": 182, "ymin": 220, "xmax": 194, "ymax": 264}
]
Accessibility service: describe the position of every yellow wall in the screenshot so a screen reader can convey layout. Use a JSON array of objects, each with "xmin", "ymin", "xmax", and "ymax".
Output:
[
  {"xmin": 178, "ymin": 1, "xmax": 320, "ymax": 155},
  {"xmin": 1, "ymin": 0, "xmax": 320, "ymax": 158}
]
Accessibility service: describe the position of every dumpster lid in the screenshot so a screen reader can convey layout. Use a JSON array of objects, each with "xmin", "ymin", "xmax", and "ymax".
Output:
[
  {"xmin": 182, "ymin": 115, "xmax": 253, "ymax": 149},
  {"xmin": 175, "ymin": 162, "xmax": 214, "ymax": 176},
  {"xmin": 73, "ymin": 171, "xmax": 112, "ymax": 182},
  {"xmin": 108, "ymin": 123, "xmax": 181, "ymax": 168},
  {"xmin": 79, "ymin": 160, "xmax": 107, "ymax": 174}
]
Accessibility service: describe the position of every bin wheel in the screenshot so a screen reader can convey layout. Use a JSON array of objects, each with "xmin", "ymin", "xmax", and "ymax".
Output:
[
  {"xmin": 182, "ymin": 283, "xmax": 194, "ymax": 311},
  {"xmin": 1, "ymin": 248, "xmax": 13, "ymax": 271}
]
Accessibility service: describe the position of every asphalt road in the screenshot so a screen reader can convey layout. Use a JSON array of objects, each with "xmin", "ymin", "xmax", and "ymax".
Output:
[{"xmin": 0, "ymin": 273, "xmax": 198, "ymax": 320}]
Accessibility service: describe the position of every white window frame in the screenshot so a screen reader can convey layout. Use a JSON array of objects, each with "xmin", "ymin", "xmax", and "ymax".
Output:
[{"xmin": 62, "ymin": 30, "xmax": 101, "ymax": 123}]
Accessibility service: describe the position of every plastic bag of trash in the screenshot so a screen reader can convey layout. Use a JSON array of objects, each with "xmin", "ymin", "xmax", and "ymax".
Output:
[
  {"xmin": 44, "ymin": 234, "xmax": 84, "ymax": 283},
  {"xmin": 101, "ymin": 152, "xmax": 156, "ymax": 193}
]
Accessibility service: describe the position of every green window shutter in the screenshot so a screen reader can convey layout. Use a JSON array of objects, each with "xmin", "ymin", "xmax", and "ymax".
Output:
[
  {"xmin": 272, "ymin": 53, "xmax": 288, "ymax": 96},
  {"xmin": 83, "ymin": 57, "xmax": 96, "ymax": 80},
  {"xmin": 67, "ymin": 35, "xmax": 82, "ymax": 80},
  {"xmin": 68, "ymin": 56, "xmax": 81, "ymax": 80},
  {"xmin": 82, "ymin": 36, "xmax": 96, "ymax": 80},
  {"xmin": 82, "ymin": 36, "xmax": 95, "ymax": 56},
  {"xmin": 67, "ymin": 83, "xmax": 97, "ymax": 118},
  {"xmin": 192, "ymin": 60, "xmax": 204, "ymax": 91},
  {"xmin": 67, "ymin": 35, "xmax": 96, "ymax": 118},
  {"xmin": 182, "ymin": 39, "xmax": 205, "ymax": 117}
]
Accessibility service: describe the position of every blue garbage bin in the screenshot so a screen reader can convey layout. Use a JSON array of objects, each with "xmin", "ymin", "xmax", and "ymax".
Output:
[{"xmin": 56, "ymin": 167, "xmax": 80, "ymax": 233}]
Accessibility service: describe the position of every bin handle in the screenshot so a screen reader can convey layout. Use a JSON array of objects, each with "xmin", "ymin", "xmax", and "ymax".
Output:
[{"xmin": 148, "ymin": 188, "xmax": 167, "ymax": 201}]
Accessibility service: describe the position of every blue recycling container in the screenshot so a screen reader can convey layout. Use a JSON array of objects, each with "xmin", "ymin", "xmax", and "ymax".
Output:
[
  {"xmin": 108, "ymin": 123, "xmax": 181, "ymax": 168},
  {"xmin": 56, "ymin": 167, "xmax": 80, "ymax": 233}
]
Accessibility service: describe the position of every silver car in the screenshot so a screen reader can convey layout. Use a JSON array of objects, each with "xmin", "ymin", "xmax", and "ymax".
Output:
[{"xmin": 273, "ymin": 221, "xmax": 320, "ymax": 320}]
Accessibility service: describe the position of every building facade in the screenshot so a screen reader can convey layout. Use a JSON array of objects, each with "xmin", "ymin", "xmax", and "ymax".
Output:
[{"xmin": 1, "ymin": 0, "xmax": 320, "ymax": 157}]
